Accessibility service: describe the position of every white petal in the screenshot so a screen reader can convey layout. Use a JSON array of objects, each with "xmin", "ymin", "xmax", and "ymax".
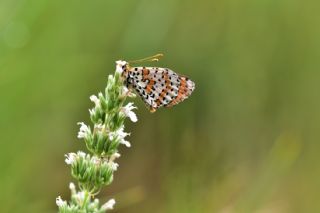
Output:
[
  {"xmin": 128, "ymin": 111, "xmax": 138, "ymax": 122},
  {"xmin": 65, "ymin": 153, "xmax": 76, "ymax": 165},
  {"xmin": 125, "ymin": 102, "xmax": 137, "ymax": 111},
  {"xmin": 78, "ymin": 132, "xmax": 85, "ymax": 139},
  {"xmin": 110, "ymin": 152, "xmax": 121, "ymax": 162},
  {"xmin": 122, "ymin": 86, "xmax": 129, "ymax": 94},
  {"xmin": 90, "ymin": 95, "xmax": 98, "ymax": 102},
  {"xmin": 90, "ymin": 95, "xmax": 100, "ymax": 106},
  {"xmin": 89, "ymin": 109, "xmax": 95, "ymax": 116},
  {"xmin": 122, "ymin": 87, "xmax": 137, "ymax": 98},
  {"xmin": 122, "ymin": 103, "xmax": 138, "ymax": 122},
  {"xmin": 94, "ymin": 123, "xmax": 105, "ymax": 130},
  {"xmin": 56, "ymin": 196, "xmax": 66, "ymax": 207},
  {"xmin": 109, "ymin": 133, "xmax": 115, "ymax": 141},
  {"xmin": 116, "ymin": 126, "xmax": 130, "ymax": 139},
  {"xmin": 116, "ymin": 60, "xmax": 127, "ymax": 74},
  {"xmin": 93, "ymin": 198, "xmax": 99, "ymax": 205},
  {"xmin": 75, "ymin": 191, "xmax": 85, "ymax": 201},
  {"xmin": 77, "ymin": 151, "xmax": 86, "ymax": 158},
  {"xmin": 91, "ymin": 156, "xmax": 100, "ymax": 165},
  {"xmin": 109, "ymin": 162, "xmax": 119, "ymax": 171},
  {"xmin": 125, "ymin": 102, "xmax": 134, "ymax": 109},
  {"xmin": 69, "ymin": 182, "xmax": 75, "ymax": 191},
  {"xmin": 77, "ymin": 122, "xmax": 91, "ymax": 139},
  {"xmin": 101, "ymin": 198, "xmax": 116, "ymax": 211},
  {"xmin": 120, "ymin": 139, "xmax": 131, "ymax": 148}
]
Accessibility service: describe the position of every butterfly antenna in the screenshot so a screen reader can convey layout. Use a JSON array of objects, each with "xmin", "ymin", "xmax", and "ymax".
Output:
[{"xmin": 128, "ymin": 53, "xmax": 164, "ymax": 64}]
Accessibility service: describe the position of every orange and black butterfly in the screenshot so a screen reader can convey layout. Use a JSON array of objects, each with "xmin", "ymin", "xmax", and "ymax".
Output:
[{"xmin": 116, "ymin": 54, "xmax": 195, "ymax": 112}]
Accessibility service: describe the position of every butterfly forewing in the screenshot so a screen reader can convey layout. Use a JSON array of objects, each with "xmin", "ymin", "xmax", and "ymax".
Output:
[{"xmin": 126, "ymin": 66, "xmax": 195, "ymax": 112}]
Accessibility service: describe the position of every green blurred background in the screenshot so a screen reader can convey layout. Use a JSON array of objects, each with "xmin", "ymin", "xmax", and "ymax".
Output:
[{"xmin": 1, "ymin": 0, "xmax": 320, "ymax": 212}]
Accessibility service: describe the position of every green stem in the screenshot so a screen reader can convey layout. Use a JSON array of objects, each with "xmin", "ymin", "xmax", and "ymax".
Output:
[{"xmin": 81, "ymin": 190, "xmax": 89, "ymax": 210}]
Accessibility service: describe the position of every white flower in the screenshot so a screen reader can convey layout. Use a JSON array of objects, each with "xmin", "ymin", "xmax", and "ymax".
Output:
[
  {"xmin": 69, "ymin": 182, "xmax": 76, "ymax": 191},
  {"xmin": 75, "ymin": 191, "xmax": 85, "ymax": 202},
  {"xmin": 108, "ymin": 126, "xmax": 128, "ymax": 140},
  {"xmin": 91, "ymin": 156, "xmax": 101, "ymax": 165},
  {"xmin": 89, "ymin": 108, "xmax": 95, "ymax": 116},
  {"xmin": 121, "ymin": 102, "xmax": 138, "ymax": 122},
  {"xmin": 65, "ymin": 152, "xmax": 87, "ymax": 165},
  {"xmin": 88, "ymin": 199, "xmax": 99, "ymax": 209},
  {"xmin": 116, "ymin": 126, "xmax": 130, "ymax": 138},
  {"xmin": 90, "ymin": 95, "xmax": 100, "ymax": 107},
  {"xmin": 69, "ymin": 182, "xmax": 76, "ymax": 195},
  {"xmin": 107, "ymin": 75, "xmax": 113, "ymax": 84},
  {"xmin": 108, "ymin": 126, "xmax": 131, "ymax": 147},
  {"xmin": 65, "ymin": 153, "xmax": 77, "ymax": 165},
  {"xmin": 93, "ymin": 198, "xmax": 99, "ymax": 205},
  {"xmin": 109, "ymin": 152, "xmax": 121, "ymax": 162},
  {"xmin": 117, "ymin": 127, "xmax": 131, "ymax": 147},
  {"xmin": 101, "ymin": 198, "xmax": 116, "ymax": 211},
  {"xmin": 122, "ymin": 86, "xmax": 129, "ymax": 95},
  {"xmin": 117, "ymin": 126, "xmax": 131, "ymax": 147},
  {"xmin": 94, "ymin": 123, "xmax": 105, "ymax": 131},
  {"xmin": 108, "ymin": 161, "xmax": 119, "ymax": 171},
  {"xmin": 77, "ymin": 122, "xmax": 91, "ymax": 139},
  {"xmin": 120, "ymin": 139, "xmax": 131, "ymax": 147},
  {"xmin": 122, "ymin": 86, "xmax": 136, "ymax": 98},
  {"xmin": 116, "ymin": 60, "xmax": 127, "ymax": 74},
  {"xmin": 77, "ymin": 151, "xmax": 86, "ymax": 158},
  {"xmin": 56, "ymin": 196, "xmax": 66, "ymax": 207},
  {"xmin": 88, "ymin": 199, "xmax": 101, "ymax": 210}
]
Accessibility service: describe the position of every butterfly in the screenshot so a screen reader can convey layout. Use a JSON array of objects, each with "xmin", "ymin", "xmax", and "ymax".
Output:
[{"xmin": 116, "ymin": 54, "xmax": 195, "ymax": 113}]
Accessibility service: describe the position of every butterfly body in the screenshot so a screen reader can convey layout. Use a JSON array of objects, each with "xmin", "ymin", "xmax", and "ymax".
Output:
[{"xmin": 116, "ymin": 58, "xmax": 195, "ymax": 112}]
